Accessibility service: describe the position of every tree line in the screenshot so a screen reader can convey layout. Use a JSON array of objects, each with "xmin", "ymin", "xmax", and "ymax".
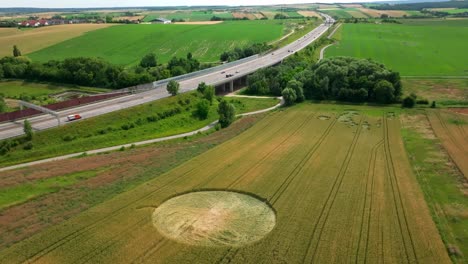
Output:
[
  {"xmin": 0, "ymin": 49, "xmax": 203, "ymax": 89},
  {"xmin": 245, "ymin": 53, "xmax": 402, "ymax": 105},
  {"xmin": 220, "ymin": 43, "xmax": 272, "ymax": 62}
]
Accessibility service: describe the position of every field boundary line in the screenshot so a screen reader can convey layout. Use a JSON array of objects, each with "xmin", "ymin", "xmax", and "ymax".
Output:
[
  {"xmin": 304, "ymin": 116, "xmax": 364, "ymax": 263},
  {"xmin": 383, "ymin": 115, "xmax": 418, "ymax": 263},
  {"xmin": 0, "ymin": 97, "xmax": 283, "ymax": 173}
]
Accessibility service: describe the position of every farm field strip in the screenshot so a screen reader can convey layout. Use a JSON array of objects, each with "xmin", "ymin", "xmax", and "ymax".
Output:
[
  {"xmin": 0, "ymin": 24, "xmax": 115, "ymax": 57},
  {"xmin": 326, "ymin": 20, "xmax": 468, "ymax": 76},
  {"xmin": 28, "ymin": 21, "xmax": 284, "ymax": 65},
  {"xmin": 0, "ymin": 105, "xmax": 450, "ymax": 263},
  {"xmin": 427, "ymin": 110, "xmax": 468, "ymax": 178}
]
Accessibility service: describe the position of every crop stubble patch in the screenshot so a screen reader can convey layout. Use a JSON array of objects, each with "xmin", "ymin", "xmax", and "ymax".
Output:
[{"xmin": 152, "ymin": 191, "xmax": 276, "ymax": 247}]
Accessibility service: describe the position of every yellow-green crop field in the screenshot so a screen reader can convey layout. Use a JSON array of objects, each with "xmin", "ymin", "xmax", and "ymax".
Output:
[{"xmin": 0, "ymin": 104, "xmax": 450, "ymax": 263}]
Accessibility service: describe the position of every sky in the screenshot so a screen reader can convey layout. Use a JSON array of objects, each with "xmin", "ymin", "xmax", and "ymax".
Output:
[{"xmin": 0, "ymin": 0, "xmax": 377, "ymax": 8}]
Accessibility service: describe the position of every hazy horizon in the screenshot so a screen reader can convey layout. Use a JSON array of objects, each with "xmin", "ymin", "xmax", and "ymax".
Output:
[{"xmin": 0, "ymin": 0, "xmax": 385, "ymax": 8}]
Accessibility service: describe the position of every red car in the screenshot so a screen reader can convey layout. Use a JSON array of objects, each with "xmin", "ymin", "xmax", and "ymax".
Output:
[{"xmin": 67, "ymin": 114, "xmax": 82, "ymax": 121}]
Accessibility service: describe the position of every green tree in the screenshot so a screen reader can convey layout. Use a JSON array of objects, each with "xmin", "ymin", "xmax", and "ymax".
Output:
[
  {"xmin": 374, "ymin": 80, "xmax": 395, "ymax": 104},
  {"xmin": 197, "ymin": 82, "xmax": 208, "ymax": 94},
  {"xmin": 23, "ymin": 119, "xmax": 33, "ymax": 141},
  {"xmin": 203, "ymin": 85, "xmax": 215, "ymax": 104},
  {"xmin": 286, "ymin": 79, "xmax": 305, "ymax": 102},
  {"xmin": 195, "ymin": 99, "xmax": 210, "ymax": 119},
  {"xmin": 13, "ymin": 45, "xmax": 21, "ymax": 57},
  {"xmin": 140, "ymin": 53, "xmax": 157, "ymax": 68},
  {"xmin": 218, "ymin": 100, "xmax": 236, "ymax": 128},
  {"xmin": 282, "ymin": 88, "xmax": 297, "ymax": 106},
  {"xmin": 166, "ymin": 80, "xmax": 180, "ymax": 96},
  {"xmin": 105, "ymin": 15, "xmax": 113, "ymax": 23},
  {"xmin": 431, "ymin": 101, "xmax": 436, "ymax": 108},
  {"xmin": 402, "ymin": 96, "xmax": 416, "ymax": 108}
]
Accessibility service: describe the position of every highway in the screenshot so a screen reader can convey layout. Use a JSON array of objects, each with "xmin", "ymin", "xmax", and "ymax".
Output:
[{"xmin": 0, "ymin": 14, "xmax": 334, "ymax": 140}]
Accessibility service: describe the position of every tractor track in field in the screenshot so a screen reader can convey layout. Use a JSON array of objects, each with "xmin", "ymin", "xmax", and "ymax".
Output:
[
  {"xmin": 217, "ymin": 114, "xmax": 337, "ymax": 264},
  {"xmin": 383, "ymin": 115, "xmax": 418, "ymax": 264},
  {"xmin": 302, "ymin": 116, "xmax": 364, "ymax": 263},
  {"xmin": 223, "ymin": 111, "xmax": 316, "ymax": 189},
  {"xmin": 131, "ymin": 238, "xmax": 170, "ymax": 263},
  {"xmin": 269, "ymin": 115, "xmax": 338, "ymax": 205},
  {"xmin": 195, "ymin": 111, "xmax": 312, "ymax": 189},
  {"xmin": 74, "ymin": 217, "xmax": 149, "ymax": 264},
  {"xmin": 17, "ymin": 156, "xmax": 216, "ymax": 263},
  {"xmin": 433, "ymin": 111, "xmax": 461, "ymax": 150},
  {"xmin": 356, "ymin": 139, "xmax": 384, "ymax": 264}
]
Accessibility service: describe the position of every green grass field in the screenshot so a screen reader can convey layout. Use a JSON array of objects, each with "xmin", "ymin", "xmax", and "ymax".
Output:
[
  {"xmin": 28, "ymin": 21, "xmax": 284, "ymax": 65},
  {"xmin": 326, "ymin": 19, "xmax": 468, "ymax": 76},
  {"xmin": 443, "ymin": 8, "xmax": 468, "ymax": 14},
  {"xmin": 401, "ymin": 78, "xmax": 468, "ymax": 105},
  {"xmin": 0, "ymin": 93, "xmax": 279, "ymax": 167},
  {"xmin": 320, "ymin": 9, "xmax": 354, "ymax": 19}
]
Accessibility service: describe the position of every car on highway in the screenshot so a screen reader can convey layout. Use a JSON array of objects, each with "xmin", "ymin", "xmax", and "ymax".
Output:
[
  {"xmin": 67, "ymin": 114, "xmax": 82, "ymax": 121},
  {"xmin": 226, "ymin": 74, "xmax": 234, "ymax": 78}
]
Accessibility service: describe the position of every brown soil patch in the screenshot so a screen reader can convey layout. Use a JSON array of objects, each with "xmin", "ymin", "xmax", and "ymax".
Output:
[
  {"xmin": 359, "ymin": 8, "xmax": 408, "ymax": 18},
  {"xmin": 298, "ymin": 11, "xmax": 321, "ymax": 18},
  {"xmin": 174, "ymin": 21, "xmax": 224, "ymax": 25},
  {"xmin": 449, "ymin": 108, "xmax": 468, "ymax": 116},
  {"xmin": 152, "ymin": 191, "xmax": 276, "ymax": 246},
  {"xmin": 341, "ymin": 4, "xmax": 363, "ymax": 8},
  {"xmin": 4, "ymin": 99, "xmax": 19, "ymax": 109},
  {"xmin": 232, "ymin": 12, "xmax": 256, "ymax": 20},
  {"xmin": 112, "ymin": 16, "xmax": 145, "ymax": 21},
  {"xmin": 400, "ymin": 114, "xmax": 436, "ymax": 139}
]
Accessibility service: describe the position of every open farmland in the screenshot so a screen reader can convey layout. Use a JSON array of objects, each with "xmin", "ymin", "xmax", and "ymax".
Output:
[
  {"xmin": 427, "ymin": 110, "xmax": 468, "ymax": 178},
  {"xmin": 0, "ymin": 24, "xmax": 114, "ymax": 57},
  {"xmin": 28, "ymin": 21, "xmax": 284, "ymax": 65},
  {"xmin": 0, "ymin": 104, "xmax": 450, "ymax": 263},
  {"xmin": 325, "ymin": 19, "xmax": 468, "ymax": 76},
  {"xmin": 144, "ymin": 11, "xmax": 233, "ymax": 22},
  {"xmin": 401, "ymin": 78, "xmax": 468, "ymax": 105}
]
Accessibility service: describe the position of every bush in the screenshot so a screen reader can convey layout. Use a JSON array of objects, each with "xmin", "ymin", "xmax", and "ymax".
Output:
[
  {"xmin": 23, "ymin": 119, "xmax": 33, "ymax": 141},
  {"xmin": 121, "ymin": 123, "xmax": 135, "ymax": 130},
  {"xmin": 374, "ymin": 80, "xmax": 395, "ymax": 104},
  {"xmin": 63, "ymin": 135, "xmax": 76, "ymax": 142},
  {"xmin": 197, "ymin": 82, "xmax": 208, "ymax": 94},
  {"xmin": 218, "ymin": 100, "xmax": 236, "ymax": 128},
  {"xmin": 431, "ymin": 101, "xmax": 436, "ymax": 108},
  {"xmin": 195, "ymin": 99, "xmax": 210, "ymax": 120},
  {"xmin": 167, "ymin": 80, "xmax": 180, "ymax": 96},
  {"xmin": 203, "ymin": 85, "xmax": 215, "ymax": 104},
  {"xmin": 140, "ymin": 53, "xmax": 157, "ymax": 68},
  {"xmin": 402, "ymin": 96, "xmax": 416, "ymax": 108},
  {"xmin": 23, "ymin": 142, "xmax": 33, "ymax": 150}
]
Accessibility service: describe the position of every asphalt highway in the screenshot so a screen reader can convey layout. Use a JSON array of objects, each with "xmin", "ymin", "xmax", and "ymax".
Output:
[{"xmin": 0, "ymin": 14, "xmax": 334, "ymax": 140}]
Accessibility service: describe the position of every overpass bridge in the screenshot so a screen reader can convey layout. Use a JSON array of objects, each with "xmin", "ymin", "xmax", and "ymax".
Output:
[{"xmin": 0, "ymin": 14, "xmax": 335, "ymax": 140}]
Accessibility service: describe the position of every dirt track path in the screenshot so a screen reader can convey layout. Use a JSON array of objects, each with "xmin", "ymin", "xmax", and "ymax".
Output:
[{"xmin": 0, "ymin": 97, "xmax": 284, "ymax": 172}]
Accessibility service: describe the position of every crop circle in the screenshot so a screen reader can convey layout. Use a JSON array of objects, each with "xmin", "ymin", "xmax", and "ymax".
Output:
[{"xmin": 152, "ymin": 191, "xmax": 276, "ymax": 247}]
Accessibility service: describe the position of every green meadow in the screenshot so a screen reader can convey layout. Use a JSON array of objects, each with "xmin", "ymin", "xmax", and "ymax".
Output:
[
  {"xmin": 28, "ymin": 21, "xmax": 284, "ymax": 66},
  {"xmin": 326, "ymin": 19, "xmax": 468, "ymax": 76}
]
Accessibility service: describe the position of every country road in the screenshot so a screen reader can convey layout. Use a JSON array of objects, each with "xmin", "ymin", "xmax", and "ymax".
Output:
[{"xmin": 0, "ymin": 14, "xmax": 334, "ymax": 140}]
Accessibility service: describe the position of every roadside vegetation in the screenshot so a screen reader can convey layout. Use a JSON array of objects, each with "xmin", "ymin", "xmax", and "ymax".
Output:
[{"xmin": 0, "ymin": 92, "xmax": 279, "ymax": 167}]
